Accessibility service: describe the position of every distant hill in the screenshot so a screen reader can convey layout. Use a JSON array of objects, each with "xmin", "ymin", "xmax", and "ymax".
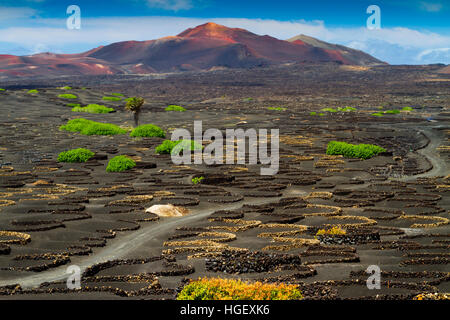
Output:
[
  {"xmin": 287, "ymin": 34, "xmax": 385, "ymax": 66},
  {"xmin": 0, "ymin": 22, "xmax": 386, "ymax": 79}
]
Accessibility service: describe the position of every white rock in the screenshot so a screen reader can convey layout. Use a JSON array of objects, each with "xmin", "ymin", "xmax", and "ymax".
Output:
[{"xmin": 145, "ymin": 204, "xmax": 189, "ymax": 217}]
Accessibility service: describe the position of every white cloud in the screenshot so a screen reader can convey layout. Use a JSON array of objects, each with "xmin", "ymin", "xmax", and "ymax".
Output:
[
  {"xmin": 0, "ymin": 16, "xmax": 448, "ymax": 65},
  {"xmin": 420, "ymin": 2, "xmax": 443, "ymax": 12},
  {"xmin": 417, "ymin": 47, "xmax": 450, "ymax": 63},
  {"xmin": 0, "ymin": 6, "xmax": 37, "ymax": 20}
]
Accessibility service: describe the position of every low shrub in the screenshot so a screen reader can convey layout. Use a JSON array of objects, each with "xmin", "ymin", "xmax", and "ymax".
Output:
[
  {"xmin": 60, "ymin": 86, "xmax": 72, "ymax": 90},
  {"xmin": 155, "ymin": 139, "xmax": 202, "ymax": 155},
  {"xmin": 177, "ymin": 278, "xmax": 303, "ymax": 300},
  {"xmin": 60, "ymin": 118, "xmax": 127, "ymax": 136},
  {"xmin": 110, "ymin": 93, "xmax": 124, "ymax": 96},
  {"xmin": 155, "ymin": 140, "xmax": 180, "ymax": 154},
  {"xmin": 165, "ymin": 105, "xmax": 186, "ymax": 112},
  {"xmin": 340, "ymin": 106, "xmax": 357, "ymax": 112},
  {"xmin": 0, "ymin": 88, "xmax": 5, "ymax": 91},
  {"xmin": 130, "ymin": 124, "xmax": 165, "ymax": 138},
  {"xmin": 106, "ymin": 155, "xmax": 136, "ymax": 172},
  {"xmin": 384, "ymin": 109, "xmax": 400, "ymax": 114},
  {"xmin": 371, "ymin": 112, "xmax": 383, "ymax": 117},
  {"xmin": 316, "ymin": 226, "xmax": 346, "ymax": 236},
  {"xmin": 321, "ymin": 107, "xmax": 338, "ymax": 112},
  {"xmin": 67, "ymin": 103, "xmax": 81, "ymax": 108},
  {"xmin": 326, "ymin": 141, "xmax": 386, "ymax": 160},
  {"xmin": 310, "ymin": 112, "xmax": 317, "ymax": 116},
  {"xmin": 71, "ymin": 104, "xmax": 114, "ymax": 114},
  {"xmin": 192, "ymin": 176, "xmax": 204, "ymax": 184},
  {"xmin": 171, "ymin": 140, "xmax": 203, "ymax": 156},
  {"xmin": 28, "ymin": 89, "xmax": 38, "ymax": 94},
  {"xmin": 57, "ymin": 148, "xmax": 95, "ymax": 163},
  {"xmin": 102, "ymin": 96, "xmax": 122, "ymax": 101},
  {"xmin": 267, "ymin": 107, "xmax": 286, "ymax": 111},
  {"xmin": 402, "ymin": 107, "xmax": 413, "ymax": 112},
  {"xmin": 321, "ymin": 107, "xmax": 356, "ymax": 113},
  {"xmin": 58, "ymin": 94, "xmax": 77, "ymax": 99}
]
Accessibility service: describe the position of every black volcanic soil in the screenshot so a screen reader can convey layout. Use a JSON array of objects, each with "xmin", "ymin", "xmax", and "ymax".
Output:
[{"xmin": 0, "ymin": 63, "xmax": 448, "ymax": 300}]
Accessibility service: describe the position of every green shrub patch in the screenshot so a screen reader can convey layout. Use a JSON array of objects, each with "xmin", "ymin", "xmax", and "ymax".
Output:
[
  {"xmin": 326, "ymin": 141, "xmax": 386, "ymax": 159},
  {"xmin": 102, "ymin": 96, "xmax": 122, "ymax": 101},
  {"xmin": 71, "ymin": 104, "xmax": 114, "ymax": 114},
  {"xmin": 155, "ymin": 140, "xmax": 180, "ymax": 154},
  {"xmin": 106, "ymin": 155, "xmax": 136, "ymax": 172},
  {"xmin": 267, "ymin": 107, "xmax": 286, "ymax": 111},
  {"xmin": 321, "ymin": 107, "xmax": 356, "ymax": 113},
  {"xmin": 165, "ymin": 105, "xmax": 186, "ymax": 112},
  {"xmin": 130, "ymin": 124, "xmax": 165, "ymax": 138},
  {"xmin": 57, "ymin": 148, "xmax": 95, "ymax": 163},
  {"xmin": 155, "ymin": 139, "xmax": 202, "ymax": 155},
  {"xmin": 58, "ymin": 94, "xmax": 77, "ymax": 99},
  {"xmin": 384, "ymin": 109, "xmax": 400, "ymax": 114},
  {"xmin": 60, "ymin": 118, "xmax": 127, "ymax": 136},
  {"xmin": 192, "ymin": 176, "xmax": 204, "ymax": 184},
  {"xmin": 28, "ymin": 89, "xmax": 39, "ymax": 94}
]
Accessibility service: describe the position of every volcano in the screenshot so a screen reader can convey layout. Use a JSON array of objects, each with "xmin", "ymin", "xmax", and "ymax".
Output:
[{"xmin": 0, "ymin": 22, "xmax": 385, "ymax": 79}]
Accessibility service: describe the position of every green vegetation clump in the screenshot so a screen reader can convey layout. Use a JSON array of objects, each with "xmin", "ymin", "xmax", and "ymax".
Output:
[
  {"xmin": 0, "ymin": 88, "xmax": 5, "ymax": 91},
  {"xmin": 384, "ymin": 109, "xmax": 400, "ymax": 114},
  {"xmin": 177, "ymin": 278, "xmax": 303, "ymax": 300},
  {"xmin": 192, "ymin": 176, "xmax": 204, "ymax": 185},
  {"xmin": 267, "ymin": 107, "xmax": 287, "ymax": 111},
  {"xmin": 155, "ymin": 139, "xmax": 202, "ymax": 155},
  {"xmin": 57, "ymin": 148, "xmax": 95, "ymax": 163},
  {"xmin": 106, "ymin": 155, "xmax": 136, "ymax": 172},
  {"xmin": 243, "ymin": 97, "xmax": 253, "ymax": 102},
  {"xmin": 401, "ymin": 107, "xmax": 413, "ymax": 112},
  {"xmin": 60, "ymin": 86, "xmax": 72, "ymax": 90},
  {"xmin": 58, "ymin": 93, "xmax": 77, "ymax": 99},
  {"xmin": 67, "ymin": 103, "xmax": 81, "ymax": 108},
  {"xmin": 321, "ymin": 107, "xmax": 356, "ymax": 113},
  {"xmin": 165, "ymin": 105, "xmax": 186, "ymax": 112},
  {"xmin": 60, "ymin": 118, "xmax": 127, "ymax": 136},
  {"xmin": 321, "ymin": 107, "xmax": 338, "ymax": 113},
  {"xmin": 371, "ymin": 112, "xmax": 384, "ymax": 117},
  {"xmin": 102, "ymin": 96, "xmax": 122, "ymax": 101},
  {"xmin": 326, "ymin": 141, "xmax": 386, "ymax": 160},
  {"xmin": 71, "ymin": 104, "xmax": 114, "ymax": 114},
  {"xmin": 28, "ymin": 89, "xmax": 39, "ymax": 94},
  {"xmin": 310, "ymin": 112, "xmax": 317, "ymax": 116},
  {"xmin": 155, "ymin": 140, "xmax": 180, "ymax": 154},
  {"xmin": 110, "ymin": 93, "xmax": 124, "ymax": 96},
  {"xmin": 130, "ymin": 124, "xmax": 165, "ymax": 138}
]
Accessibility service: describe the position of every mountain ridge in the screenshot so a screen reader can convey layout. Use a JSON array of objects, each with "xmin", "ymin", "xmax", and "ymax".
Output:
[{"xmin": 0, "ymin": 22, "xmax": 386, "ymax": 79}]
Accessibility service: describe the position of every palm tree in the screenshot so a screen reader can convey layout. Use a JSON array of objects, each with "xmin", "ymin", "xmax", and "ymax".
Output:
[{"xmin": 125, "ymin": 97, "xmax": 144, "ymax": 127}]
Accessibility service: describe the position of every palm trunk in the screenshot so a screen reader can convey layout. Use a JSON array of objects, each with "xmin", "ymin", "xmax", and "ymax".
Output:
[{"xmin": 133, "ymin": 111, "xmax": 140, "ymax": 127}]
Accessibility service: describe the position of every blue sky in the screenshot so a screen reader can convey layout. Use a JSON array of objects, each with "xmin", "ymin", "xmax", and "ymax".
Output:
[{"xmin": 0, "ymin": 0, "xmax": 449, "ymax": 64}]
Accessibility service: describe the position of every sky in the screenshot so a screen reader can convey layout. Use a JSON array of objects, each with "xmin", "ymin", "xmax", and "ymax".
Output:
[{"xmin": 0, "ymin": 0, "xmax": 449, "ymax": 64}]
